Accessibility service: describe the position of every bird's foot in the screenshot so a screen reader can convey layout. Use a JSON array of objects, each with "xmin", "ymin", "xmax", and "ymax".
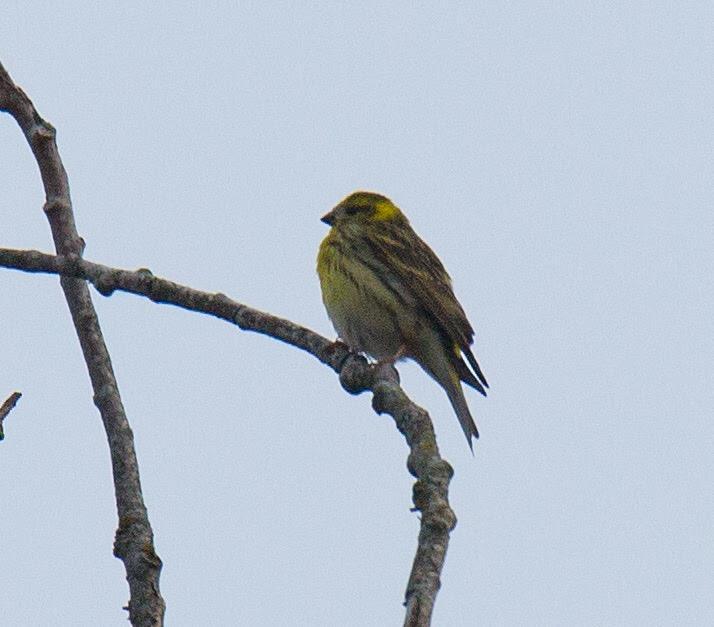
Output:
[{"xmin": 373, "ymin": 347, "xmax": 406, "ymax": 384}]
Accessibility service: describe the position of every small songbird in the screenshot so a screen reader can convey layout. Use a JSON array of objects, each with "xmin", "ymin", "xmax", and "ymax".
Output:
[{"xmin": 316, "ymin": 191, "xmax": 488, "ymax": 449}]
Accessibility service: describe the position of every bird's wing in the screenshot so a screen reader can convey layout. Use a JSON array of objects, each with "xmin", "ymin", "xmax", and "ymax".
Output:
[{"xmin": 365, "ymin": 224, "xmax": 488, "ymax": 391}]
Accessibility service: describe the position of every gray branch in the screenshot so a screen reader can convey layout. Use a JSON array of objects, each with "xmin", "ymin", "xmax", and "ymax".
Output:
[
  {"xmin": 0, "ymin": 392, "xmax": 22, "ymax": 440},
  {"xmin": 1, "ymin": 65, "xmax": 456, "ymax": 626},
  {"xmin": 0, "ymin": 62, "xmax": 165, "ymax": 626},
  {"xmin": 0, "ymin": 246, "xmax": 457, "ymax": 625}
]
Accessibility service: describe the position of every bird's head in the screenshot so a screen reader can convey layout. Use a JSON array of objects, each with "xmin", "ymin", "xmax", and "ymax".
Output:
[{"xmin": 321, "ymin": 191, "xmax": 407, "ymax": 229}]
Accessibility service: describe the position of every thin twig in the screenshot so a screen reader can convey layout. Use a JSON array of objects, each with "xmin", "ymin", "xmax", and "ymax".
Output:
[
  {"xmin": 0, "ymin": 391, "xmax": 22, "ymax": 440},
  {"xmin": 0, "ymin": 62, "xmax": 165, "ymax": 626},
  {"xmin": 0, "ymin": 248, "xmax": 343, "ymax": 370},
  {"xmin": 0, "ymin": 246, "xmax": 457, "ymax": 624}
]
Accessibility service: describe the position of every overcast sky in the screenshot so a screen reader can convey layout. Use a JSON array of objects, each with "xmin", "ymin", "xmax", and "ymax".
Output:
[{"xmin": 1, "ymin": 3, "xmax": 712, "ymax": 626}]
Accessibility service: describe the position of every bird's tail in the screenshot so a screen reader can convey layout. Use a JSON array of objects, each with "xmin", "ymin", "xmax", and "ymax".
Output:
[
  {"xmin": 414, "ymin": 331, "xmax": 481, "ymax": 449},
  {"xmin": 444, "ymin": 373, "xmax": 479, "ymax": 450}
]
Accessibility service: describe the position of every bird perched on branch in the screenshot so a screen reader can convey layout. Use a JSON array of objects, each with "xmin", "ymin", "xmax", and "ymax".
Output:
[{"xmin": 317, "ymin": 191, "xmax": 488, "ymax": 449}]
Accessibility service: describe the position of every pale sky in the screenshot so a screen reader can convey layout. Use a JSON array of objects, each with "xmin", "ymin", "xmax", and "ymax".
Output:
[{"xmin": 1, "ymin": 3, "xmax": 712, "ymax": 626}]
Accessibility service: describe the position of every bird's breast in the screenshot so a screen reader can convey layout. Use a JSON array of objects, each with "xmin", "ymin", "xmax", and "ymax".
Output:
[{"xmin": 317, "ymin": 238, "xmax": 411, "ymax": 359}]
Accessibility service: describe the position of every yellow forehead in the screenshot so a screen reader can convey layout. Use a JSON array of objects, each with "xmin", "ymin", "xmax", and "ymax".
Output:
[
  {"xmin": 372, "ymin": 197, "xmax": 399, "ymax": 221},
  {"xmin": 340, "ymin": 191, "xmax": 400, "ymax": 221}
]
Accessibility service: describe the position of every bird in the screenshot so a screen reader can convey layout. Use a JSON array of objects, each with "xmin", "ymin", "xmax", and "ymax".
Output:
[{"xmin": 316, "ymin": 191, "xmax": 488, "ymax": 449}]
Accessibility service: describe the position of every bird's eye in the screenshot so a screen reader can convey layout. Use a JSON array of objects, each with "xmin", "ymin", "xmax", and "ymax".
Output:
[{"xmin": 344, "ymin": 205, "xmax": 361, "ymax": 216}]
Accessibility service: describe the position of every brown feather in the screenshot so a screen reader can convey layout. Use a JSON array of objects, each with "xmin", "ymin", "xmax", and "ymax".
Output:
[{"xmin": 364, "ymin": 220, "xmax": 488, "ymax": 390}]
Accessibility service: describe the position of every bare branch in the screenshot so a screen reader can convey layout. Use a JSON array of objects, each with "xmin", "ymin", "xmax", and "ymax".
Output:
[
  {"xmin": 0, "ymin": 392, "xmax": 22, "ymax": 440},
  {"xmin": 1, "ymin": 247, "xmax": 456, "ymax": 623},
  {"xmin": 346, "ymin": 363, "xmax": 456, "ymax": 627},
  {"xmin": 0, "ymin": 61, "xmax": 165, "ymax": 626},
  {"xmin": 0, "ymin": 248, "xmax": 344, "ymax": 370}
]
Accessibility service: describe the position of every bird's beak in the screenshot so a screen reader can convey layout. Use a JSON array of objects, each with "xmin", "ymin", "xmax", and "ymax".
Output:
[{"xmin": 321, "ymin": 210, "xmax": 335, "ymax": 226}]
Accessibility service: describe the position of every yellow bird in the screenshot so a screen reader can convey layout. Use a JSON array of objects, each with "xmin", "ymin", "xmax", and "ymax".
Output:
[{"xmin": 317, "ymin": 191, "xmax": 488, "ymax": 448}]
